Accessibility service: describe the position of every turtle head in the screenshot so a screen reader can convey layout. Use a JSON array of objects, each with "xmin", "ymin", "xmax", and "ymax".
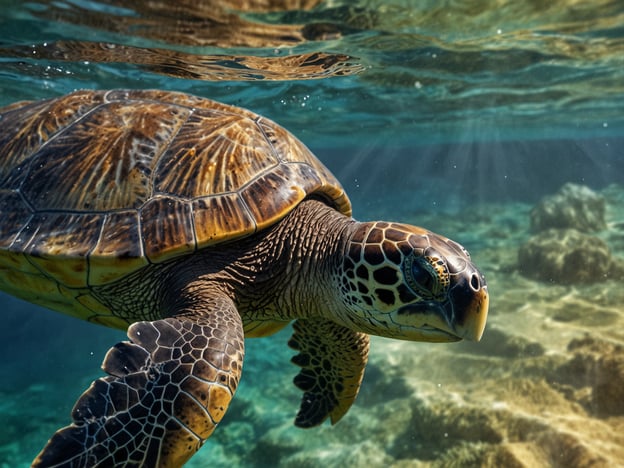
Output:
[{"xmin": 337, "ymin": 221, "xmax": 488, "ymax": 342}]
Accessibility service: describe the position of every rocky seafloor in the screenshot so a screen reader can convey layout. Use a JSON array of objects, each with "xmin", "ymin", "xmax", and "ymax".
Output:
[
  {"xmin": 1, "ymin": 182, "xmax": 623, "ymax": 467},
  {"xmin": 190, "ymin": 182, "xmax": 624, "ymax": 467}
]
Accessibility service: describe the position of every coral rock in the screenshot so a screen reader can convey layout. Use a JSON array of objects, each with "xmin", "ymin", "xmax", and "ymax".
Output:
[
  {"xmin": 518, "ymin": 228, "xmax": 614, "ymax": 284},
  {"xmin": 530, "ymin": 183, "xmax": 606, "ymax": 233}
]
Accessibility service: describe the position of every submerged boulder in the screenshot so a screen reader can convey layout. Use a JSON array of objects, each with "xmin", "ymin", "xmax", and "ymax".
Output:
[
  {"xmin": 530, "ymin": 183, "xmax": 606, "ymax": 233},
  {"xmin": 563, "ymin": 337, "xmax": 624, "ymax": 416},
  {"xmin": 518, "ymin": 228, "xmax": 617, "ymax": 284}
]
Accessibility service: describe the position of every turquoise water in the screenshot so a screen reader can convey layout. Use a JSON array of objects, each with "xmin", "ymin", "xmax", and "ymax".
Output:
[{"xmin": 1, "ymin": 1, "xmax": 623, "ymax": 466}]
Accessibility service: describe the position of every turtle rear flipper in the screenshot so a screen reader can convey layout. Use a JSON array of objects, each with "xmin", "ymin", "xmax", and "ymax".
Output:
[{"xmin": 33, "ymin": 303, "xmax": 245, "ymax": 468}]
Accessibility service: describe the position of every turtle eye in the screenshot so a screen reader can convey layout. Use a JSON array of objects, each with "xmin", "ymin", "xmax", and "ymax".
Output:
[
  {"xmin": 403, "ymin": 256, "xmax": 436, "ymax": 298},
  {"xmin": 410, "ymin": 259, "xmax": 434, "ymax": 291}
]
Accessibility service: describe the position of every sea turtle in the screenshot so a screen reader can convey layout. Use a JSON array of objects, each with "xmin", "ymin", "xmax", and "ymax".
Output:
[{"xmin": 0, "ymin": 89, "xmax": 489, "ymax": 467}]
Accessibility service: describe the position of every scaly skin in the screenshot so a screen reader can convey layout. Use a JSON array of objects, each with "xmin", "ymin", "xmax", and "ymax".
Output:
[{"xmin": 34, "ymin": 199, "xmax": 488, "ymax": 467}]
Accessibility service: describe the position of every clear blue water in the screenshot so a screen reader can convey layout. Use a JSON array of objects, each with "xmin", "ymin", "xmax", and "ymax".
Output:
[{"xmin": 1, "ymin": 1, "xmax": 623, "ymax": 466}]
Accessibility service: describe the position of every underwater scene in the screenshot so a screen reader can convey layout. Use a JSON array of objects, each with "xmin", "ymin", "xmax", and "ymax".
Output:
[{"xmin": 0, "ymin": 1, "xmax": 623, "ymax": 466}]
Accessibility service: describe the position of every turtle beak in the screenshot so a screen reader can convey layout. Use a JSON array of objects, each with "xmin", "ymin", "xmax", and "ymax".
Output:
[
  {"xmin": 443, "ymin": 267, "xmax": 489, "ymax": 341},
  {"xmin": 452, "ymin": 285, "xmax": 489, "ymax": 341},
  {"xmin": 393, "ymin": 274, "xmax": 489, "ymax": 342}
]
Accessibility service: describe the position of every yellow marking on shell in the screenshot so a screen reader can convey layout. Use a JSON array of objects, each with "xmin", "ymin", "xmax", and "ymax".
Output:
[
  {"xmin": 291, "ymin": 184, "xmax": 306, "ymax": 200},
  {"xmin": 127, "ymin": 166, "xmax": 145, "ymax": 187},
  {"xmin": 140, "ymin": 197, "xmax": 196, "ymax": 263},
  {"xmin": 192, "ymin": 193, "xmax": 256, "ymax": 247}
]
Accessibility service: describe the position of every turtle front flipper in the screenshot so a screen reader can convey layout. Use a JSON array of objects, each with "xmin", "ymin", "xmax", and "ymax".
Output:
[
  {"xmin": 288, "ymin": 318, "xmax": 370, "ymax": 428},
  {"xmin": 33, "ymin": 301, "xmax": 244, "ymax": 468}
]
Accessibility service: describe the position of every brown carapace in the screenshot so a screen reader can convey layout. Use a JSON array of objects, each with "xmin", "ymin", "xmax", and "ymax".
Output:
[{"xmin": 0, "ymin": 90, "xmax": 488, "ymax": 467}]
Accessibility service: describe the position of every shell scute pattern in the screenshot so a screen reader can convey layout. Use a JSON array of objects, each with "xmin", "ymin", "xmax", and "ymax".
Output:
[
  {"xmin": 0, "ymin": 89, "xmax": 104, "ymax": 182},
  {"xmin": 153, "ymin": 111, "xmax": 277, "ymax": 197},
  {"xmin": 240, "ymin": 163, "xmax": 323, "ymax": 231},
  {"xmin": 140, "ymin": 196, "xmax": 196, "ymax": 263},
  {"xmin": 19, "ymin": 100, "xmax": 188, "ymax": 212},
  {"xmin": 93, "ymin": 211, "xmax": 144, "ymax": 258},
  {"xmin": 0, "ymin": 191, "xmax": 30, "ymax": 250},
  {"xmin": 0, "ymin": 90, "xmax": 350, "ymax": 317},
  {"xmin": 16, "ymin": 212, "xmax": 102, "ymax": 288},
  {"xmin": 89, "ymin": 211, "xmax": 148, "ymax": 286},
  {"xmin": 191, "ymin": 194, "xmax": 255, "ymax": 246}
]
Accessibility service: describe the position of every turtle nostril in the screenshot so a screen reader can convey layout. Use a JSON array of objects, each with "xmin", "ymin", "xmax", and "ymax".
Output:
[{"xmin": 470, "ymin": 273, "xmax": 480, "ymax": 291}]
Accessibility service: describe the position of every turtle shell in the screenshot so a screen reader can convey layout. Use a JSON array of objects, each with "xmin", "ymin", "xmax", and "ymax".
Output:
[{"xmin": 0, "ymin": 89, "xmax": 350, "ymax": 302}]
